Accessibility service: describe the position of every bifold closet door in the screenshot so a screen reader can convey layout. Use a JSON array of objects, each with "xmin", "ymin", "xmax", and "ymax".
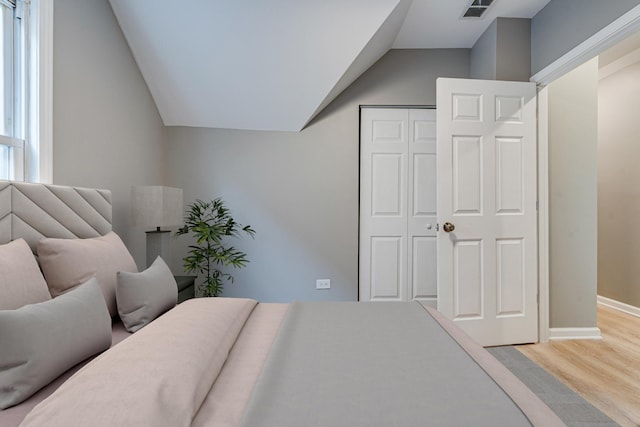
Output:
[{"xmin": 359, "ymin": 108, "xmax": 437, "ymax": 305}]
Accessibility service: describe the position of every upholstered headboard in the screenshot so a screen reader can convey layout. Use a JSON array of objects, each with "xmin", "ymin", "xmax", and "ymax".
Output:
[{"xmin": 0, "ymin": 180, "xmax": 112, "ymax": 251}]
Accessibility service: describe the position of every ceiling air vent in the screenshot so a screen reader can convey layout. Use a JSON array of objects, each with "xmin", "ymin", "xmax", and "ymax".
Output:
[{"xmin": 462, "ymin": 0, "xmax": 495, "ymax": 19}]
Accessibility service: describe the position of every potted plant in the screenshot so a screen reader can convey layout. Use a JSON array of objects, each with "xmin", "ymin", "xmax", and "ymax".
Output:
[{"xmin": 176, "ymin": 198, "xmax": 255, "ymax": 297}]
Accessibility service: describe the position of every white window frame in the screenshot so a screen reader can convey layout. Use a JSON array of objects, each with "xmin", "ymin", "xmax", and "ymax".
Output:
[
  {"xmin": 0, "ymin": 134, "xmax": 24, "ymax": 179},
  {"xmin": 30, "ymin": 0, "xmax": 53, "ymax": 183},
  {"xmin": 0, "ymin": 0, "xmax": 52, "ymax": 183},
  {"xmin": 0, "ymin": 0, "xmax": 23, "ymax": 181}
]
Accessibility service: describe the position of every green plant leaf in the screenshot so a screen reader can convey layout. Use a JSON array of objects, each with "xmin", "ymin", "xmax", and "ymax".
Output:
[{"xmin": 176, "ymin": 197, "xmax": 256, "ymax": 296}]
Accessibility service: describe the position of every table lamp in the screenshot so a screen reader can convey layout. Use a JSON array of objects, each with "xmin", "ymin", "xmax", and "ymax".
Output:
[{"xmin": 132, "ymin": 186, "xmax": 183, "ymax": 267}]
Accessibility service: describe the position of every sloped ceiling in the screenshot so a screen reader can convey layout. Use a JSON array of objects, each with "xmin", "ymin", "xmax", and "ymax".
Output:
[{"xmin": 109, "ymin": 0, "xmax": 550, "ymax": 132}]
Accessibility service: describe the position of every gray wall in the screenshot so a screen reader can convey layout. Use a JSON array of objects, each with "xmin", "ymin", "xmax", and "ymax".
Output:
[
  {"xmin": 598, "ymin": 60, "xmax": 640, "ymax": 308},
  {"xmin": 471, "ymin": 18, "xmax": 530, "ymax": 81},
  {"xmin": 548, "ymin": 58, "xmax": 599, "ymax": 328},
  {"xmin": 165, "ymin": 49, "xmax": 470, "ymax": 302},
  {"xmin": 531, "ymin": 0, "xmax": 640, "ymax": 75},
  {"xmin": 495, "ymin": 18, "xmax": 531, "ymax": 81},
  {"xmin": 53, "ymin": 0, "xmax": 166, "ymax": 270},
  {"xmin": 470, "ymin": 19, "xmax": 497, "ymax": 80}
]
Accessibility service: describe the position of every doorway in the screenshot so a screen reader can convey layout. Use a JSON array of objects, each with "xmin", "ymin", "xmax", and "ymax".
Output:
[{"xmin": 534, "ymin": 6, "xmax": 640, "ymax": 341}]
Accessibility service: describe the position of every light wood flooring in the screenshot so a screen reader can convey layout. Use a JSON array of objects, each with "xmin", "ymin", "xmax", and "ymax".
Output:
[{"xmin": 517, "ymin": 305, "xmax": 640, "ymax": 427}]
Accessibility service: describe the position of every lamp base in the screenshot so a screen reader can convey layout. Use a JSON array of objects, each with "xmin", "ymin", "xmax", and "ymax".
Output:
[{"xmin": 146, "ymin": 229, "xmax": 170, "ymax": 268}]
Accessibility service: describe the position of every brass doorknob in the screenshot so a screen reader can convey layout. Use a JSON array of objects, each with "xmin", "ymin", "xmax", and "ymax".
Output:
[{"xmin": 443, "ymin": 222, "xmax": 455, "ymax": 232}]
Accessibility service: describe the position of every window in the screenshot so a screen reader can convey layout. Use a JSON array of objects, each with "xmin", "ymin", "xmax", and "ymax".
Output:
[
  {"xmin": 0, "ymin": 0, "xmax": 24, "ymax": 181},
  {"xmin": 0, "ymin": 0, "xmax": 52, "ymax": 183}
]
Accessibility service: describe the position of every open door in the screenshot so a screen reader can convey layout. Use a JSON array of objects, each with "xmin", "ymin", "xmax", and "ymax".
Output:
[{"xmin": 436, "ymin": 78, "xmax": 537, "ymax": 346}]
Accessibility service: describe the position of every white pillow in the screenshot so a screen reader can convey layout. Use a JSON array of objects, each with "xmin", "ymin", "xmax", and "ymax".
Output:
[
  {"xmin": 0, "ymin": 278, "xmax": 112, "ymax": 409},
  {"xmin": 116, "ymin": 256, "xmax": 178, "ymax": 332},
  {"xmin": 0, "ymin": 238, "xmax": 51, "ymax": 310}
]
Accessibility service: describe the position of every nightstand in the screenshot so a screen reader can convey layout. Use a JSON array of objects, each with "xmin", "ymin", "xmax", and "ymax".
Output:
[{"xmin": 175, "ymin": 276, "xmax": 196, "ymax": 303}]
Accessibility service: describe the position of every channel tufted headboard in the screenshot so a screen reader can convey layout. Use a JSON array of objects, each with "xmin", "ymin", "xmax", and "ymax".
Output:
[{"xmin": 0, "ymin": 180, "xmax": 112, "ymax": 251}]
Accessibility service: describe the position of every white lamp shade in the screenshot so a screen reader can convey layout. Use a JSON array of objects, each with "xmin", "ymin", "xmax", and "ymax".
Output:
[{"xmin": 132, "ymin": 186, "xmax": 183, "ymax": 228}]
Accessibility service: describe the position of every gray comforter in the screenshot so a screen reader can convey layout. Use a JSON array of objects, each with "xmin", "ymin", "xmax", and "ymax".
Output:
[{"xmin": 241, "ymin": 301, "xmax": 560, "ymax": 427}]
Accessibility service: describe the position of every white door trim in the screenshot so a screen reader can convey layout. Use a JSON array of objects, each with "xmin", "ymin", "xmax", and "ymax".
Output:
[
  {"xmin": 531, "ymin": 5, "xmax": 640, "ymax": 343},
  {"xmin": 536, "ymin": 87, "xmax": 549, "ymax": 343},
  {"xmin": 531, "ymin": 4, "xmax": 640, "ymax": 87}
]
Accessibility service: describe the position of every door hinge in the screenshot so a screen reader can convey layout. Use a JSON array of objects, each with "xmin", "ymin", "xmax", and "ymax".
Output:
[
  {"xmin": 436, "ymin": 223, "xmax": 440, "ymax": 232},
  {"xmin": 536, "ymin": 200, "xmax": 539, "ymax": 211}
]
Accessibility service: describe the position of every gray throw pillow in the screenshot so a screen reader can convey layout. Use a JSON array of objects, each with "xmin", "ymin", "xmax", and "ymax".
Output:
[
  {"xmin": 116, "ymin": 256, "xmax": 178, "ymax": 333},
  {"xmin": 0, "ymin": 278, "xmax": 112, "ymax": 409}
]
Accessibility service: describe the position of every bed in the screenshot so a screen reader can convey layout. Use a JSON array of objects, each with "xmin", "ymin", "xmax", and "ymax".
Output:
[{"xmin": 0, "ymin": 181, "xmax": 566, "ymax": 427}]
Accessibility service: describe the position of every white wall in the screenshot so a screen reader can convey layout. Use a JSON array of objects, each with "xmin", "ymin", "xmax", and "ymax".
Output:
[
  {"xmin": 165, "ymin": 49, "xmax": 470, "ymax": 302},
  {"xmin": 598, "ymin": 58, "xmax": 640, "ymax": 308},
  {"xmin": 548, "ymin": 58, "xmax": 599, "ymax": 328},
  {"xmin": 53, "ymin": 0, "xmax": 166, "ymax": 269}
]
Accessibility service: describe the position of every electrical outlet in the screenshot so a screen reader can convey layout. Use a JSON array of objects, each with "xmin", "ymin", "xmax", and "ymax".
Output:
[{"xmin": 316, "ymin": 279, "xmax": 331, "ymax": 290}]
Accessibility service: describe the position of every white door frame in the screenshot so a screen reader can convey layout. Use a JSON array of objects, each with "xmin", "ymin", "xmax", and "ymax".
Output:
[{"xmin": 532, "ymin": 4, "xmax": 640, "ymax": 343}]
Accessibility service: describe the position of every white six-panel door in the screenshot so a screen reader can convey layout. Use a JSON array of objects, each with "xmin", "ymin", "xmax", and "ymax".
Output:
[
  {"xmin": 359, "ymin": 108, "xmax": 437, "ymax": 305},
  {"xmin": 436, "ymin": 78, "xmax": 538, "ymax": 346}
]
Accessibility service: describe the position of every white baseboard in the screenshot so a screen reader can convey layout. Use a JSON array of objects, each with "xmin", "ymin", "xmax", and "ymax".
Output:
[
  {"xmin": 548, "ymin": 297, "xmax": 640, "ymax": 341},
  {"xmin": 597, "ymin": 295, "xmax": 640, "ymax": 318},
  {"xmin": 548, "ymin": 327, "xmax": 602, "ymax": 341}
]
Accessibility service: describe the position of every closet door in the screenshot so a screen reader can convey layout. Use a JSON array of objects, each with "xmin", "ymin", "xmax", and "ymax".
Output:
[
  {"xmin": 407, "ymin": 109, "xmax": 437, "ymax": 306},
  {"xmin": 359, "ymin": 108, "xmax": 436, "ymax": 303},
  {"xmin": 360, "ymin": 108, "xmax": 408, "ymax": 301}
]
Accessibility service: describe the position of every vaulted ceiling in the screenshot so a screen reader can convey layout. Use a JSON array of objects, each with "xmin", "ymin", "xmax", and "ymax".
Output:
[{"xmin": 109, "ymin": 0, "xmax": 551, "ymax": 132}]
